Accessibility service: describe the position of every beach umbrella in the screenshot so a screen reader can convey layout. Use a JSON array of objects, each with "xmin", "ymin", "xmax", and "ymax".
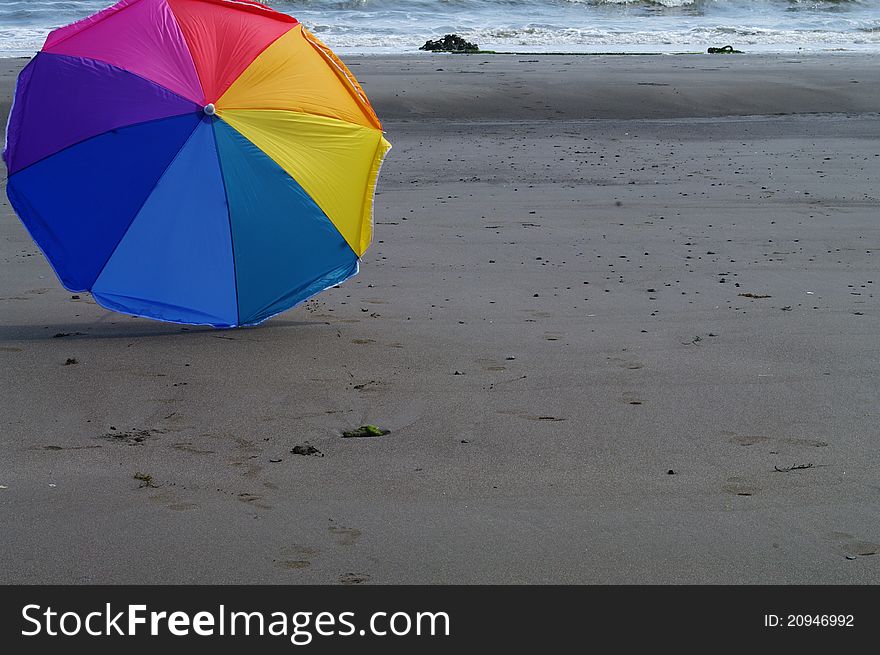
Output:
[{"xmin": 3, "ymin": 0, "xmax": 390, "ymax": 328}]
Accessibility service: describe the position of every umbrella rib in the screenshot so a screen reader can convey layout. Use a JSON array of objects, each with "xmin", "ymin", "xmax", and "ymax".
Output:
[
  {"xmin": 9, "ymin": 111, "xmax": 195, "ymax": 177},
  {"xmin": 218, "ymin": 108, "xmax": 387, "ymax": 258},
  {"xmin": 4, "ymin": 52, "xmax": 200, "ymax": 177},
  {"xmin": 210, "ymin": 119, "xmax": 241, "ymax": 326},
  {"xmin": 39, "ymin": 52, "xmax": 202, "ymax": 108},
  {"xmin": 300, "ymin": 28, "xmax": 381, "ymax": 131},
  {"xmin": 88, "ymin": 120, "xmax": 202, "ymax": 293},
  {"xmin": 241, "ymin": 259, "xmax": 359, "ymax": 327},
  {"xmin": 213, "ymin": 117, "xmax": 359, "ymax": 325},
  {"xmin": 171, "ymin": 1, "xmax": 297, "ymax": 105}
]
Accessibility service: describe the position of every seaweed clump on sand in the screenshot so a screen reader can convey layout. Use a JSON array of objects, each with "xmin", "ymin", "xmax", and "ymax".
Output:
[
  {"xmin": 342, "ymin": 425, "xmax": 391, "ymax": 438},
  {"xmin": 420, "ymin": 34, "xmax": 480, "ymax": 53},
  {"xmin": 708, "ymin": 45, "xmax": 743, "ymax": 54}
]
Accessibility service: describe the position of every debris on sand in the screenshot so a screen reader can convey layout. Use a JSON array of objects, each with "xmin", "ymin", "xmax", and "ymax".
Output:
[
  {"xmin": 64, "ymin": 358, "xmax": 78, "ymax": 365},
  {"xmin": 738, "ymin": 292, "xmax": 772, "ymax": 299},
  {"xmin": 774, "ymin": 463, "xmax": 814, "ymax": 473},
  {"xmin": 342, "ymin": 425, "xmax": 391, "ymax": 438},
  {"xmin": 339, "ymin": 572, "xmax": 370, "ymax": 585},
  {"xmin": 133, "ymin": 472, "xmax": 159, "ymax": 488},
  {"xmin": 99, "ymin": 427, "xmax": 164, "ymax": 446},
  {"xmin": 420, "ymin": 34, "xmax": 480, "ymax": 53},
  {"xmin": 708, "ymin": 45, "xmax": 743, "ymax": 54},
  {"xmin": 291, "ymin": 443, "xmax": 324, "ymax": 457}
]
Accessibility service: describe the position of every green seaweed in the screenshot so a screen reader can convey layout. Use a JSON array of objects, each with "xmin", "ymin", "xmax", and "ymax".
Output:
[{"xmin": 342, "ymin": 425, "xmax": 391, "ymax": 438}]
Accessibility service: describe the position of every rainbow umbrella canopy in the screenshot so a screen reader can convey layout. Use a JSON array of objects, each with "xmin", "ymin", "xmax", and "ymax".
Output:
[{"xmin": 3, "ymin": 0, "xmax": 390, "ymax": 328}]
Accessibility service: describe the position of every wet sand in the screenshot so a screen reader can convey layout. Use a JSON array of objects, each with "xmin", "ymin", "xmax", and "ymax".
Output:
[{"xmin": 1, "ymin": 54, "xmax": 879, "ymax": 583}]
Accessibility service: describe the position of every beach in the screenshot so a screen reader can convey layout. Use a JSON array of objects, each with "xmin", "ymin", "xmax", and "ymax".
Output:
[{"xmin": 1, "ymin": 52, "xmax": 879, "ymax": 584}]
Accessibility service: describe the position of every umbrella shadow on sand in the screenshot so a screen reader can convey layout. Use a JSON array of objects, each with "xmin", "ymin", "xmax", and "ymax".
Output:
[{"xmin": 0, "ymin": 318, "xmax": 330, "ymax": 342}]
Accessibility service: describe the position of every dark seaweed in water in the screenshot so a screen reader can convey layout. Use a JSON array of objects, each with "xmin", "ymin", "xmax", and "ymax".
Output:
[
  {"xmin": 420, "ymin": 34, "xmax": 480, "ymax": 53},
  {"xmin": 708, "ymin": 45, "xmax": 743, "ymax": 54}
]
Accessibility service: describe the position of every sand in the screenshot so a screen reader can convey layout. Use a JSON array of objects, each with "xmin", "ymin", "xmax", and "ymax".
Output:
[{"xmin": 1, "ymin": 53, "xmax": 878, "ymax": 584}]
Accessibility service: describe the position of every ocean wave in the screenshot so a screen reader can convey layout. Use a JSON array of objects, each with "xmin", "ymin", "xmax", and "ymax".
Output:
[
  {"xmin": 318, "ymin": 25, "xmax": 880, "ymax": 48},
  {"xmin": 1, "ymin": 0, "xmax": 879, "ymax": 56}
]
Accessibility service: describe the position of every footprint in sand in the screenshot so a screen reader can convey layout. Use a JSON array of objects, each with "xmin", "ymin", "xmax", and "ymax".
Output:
[
  {"xmin": 292, "ymin": 546, "xmax": 320, "ymax": 556},
  {"xmin": 609, "ymin": 357, "xmax": 644, "ymax": 370},
  {"xmin": 781, "ymin": 437, "xmax": 828, "ymax": 448},
  {"xmin": 167, "ymin": 502, "xmax": 199, "ymax": 512},
  {"xmin": 277, "ymin": 560, "xmax": 311, "ymax": 570},
  {"xmin": 831, "ymin": 532, "xmax": 879, "ymax": 557},
  {"xmin": 98, "ymin": 428, "xmax": 165, "ymax": 446},
  {"xmin": 728, "ymin": 435, "xmax": 827, "ymax": 448},
  {"xmin": 496, "ymin": 410, "xmax": 564, "ymax": 422},
  {"xmin": 238, "ymin": 492, "xmax": 272, "ymax": 510},
  {"xmin": 329, "ymin": 527, "xmax": 361, "ymax": 546},
  {"xmin": 235, "ymin": 437, "xmax": 258, "ymax": 450},
  {"xmin": 275, "ymin": 545, "xmax": 321, "ymax": 571},
  {"xmin": 236, "ymin": 462, "xmax": 263, "ymax": 479},
  {"xmin": 722, "ymin": 477, "xmax": 760, "ymax": 496},
  {"xmin": 730, "ymin": 435, "xmax": 770, "ymax": 446},
  {"xmin": 172, "ymin": 443, "xmax": 216, "ymax": 455},
  {"xmin": 146, "ymin": 490, "xmax": 199, "ymax": 512},
  {"xmin": 41, "ymin": 444, "xmax": 100, "ymax": 451}
]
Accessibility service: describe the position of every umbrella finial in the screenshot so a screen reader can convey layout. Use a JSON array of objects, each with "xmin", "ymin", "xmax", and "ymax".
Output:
[{"xmin": 203, "ymin": 103, "xmax": 216, "ymax": 116}]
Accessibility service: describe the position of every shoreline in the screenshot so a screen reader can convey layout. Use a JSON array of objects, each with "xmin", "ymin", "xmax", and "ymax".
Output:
[{"xmin": 5, "ymin": 46, "xmax": 880, "ymax": 59}]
